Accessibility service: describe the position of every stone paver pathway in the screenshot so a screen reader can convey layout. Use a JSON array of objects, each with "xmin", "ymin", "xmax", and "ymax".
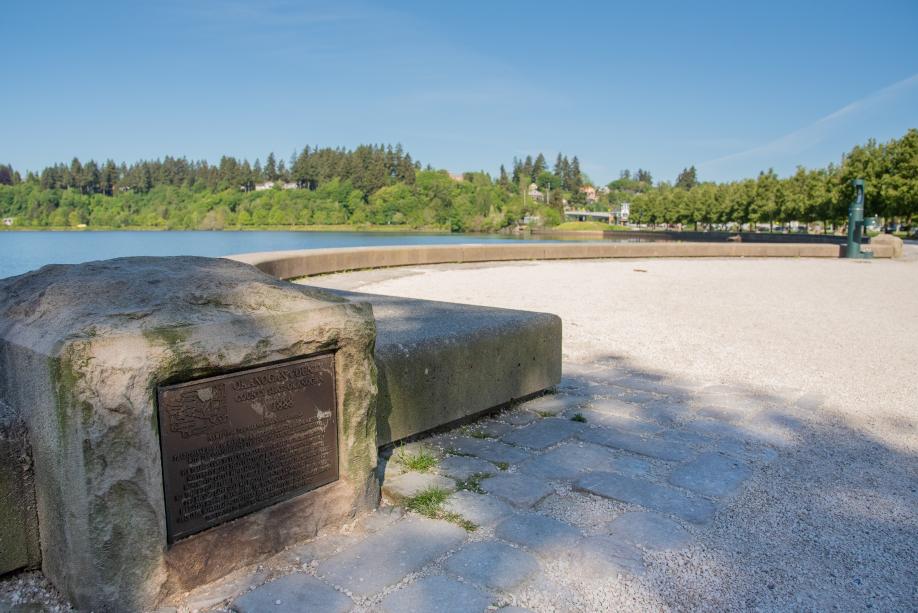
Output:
[{"xmin": 171, "ymin": 361, "xmax": 789, "ymax": 612}]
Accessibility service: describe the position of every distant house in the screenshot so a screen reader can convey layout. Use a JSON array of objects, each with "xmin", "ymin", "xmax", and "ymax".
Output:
[
  {"xmin": 522, "ymin": 214, "xmax": 542, "ymax": 226},
  {"xmin": 447, "ymin": 172, "xmax": 464, "ymax": 182},
  {"xmin": 527, "ymin": 183, "xmax": 544, "ymax": 202},
  {"xmin": 2, "ymin": 218, "xmax": 13, "ymax": 227},
  {"xmin": 619, "ymin": 202, "xmax": 630, "ymax": 223},
  {"xmin": 580, "ymin": 185, "xmax": 598, "ymax": 204},
  {"xmin": 254, "ymin": 181, "xmax": 298, "ymax": 191}
]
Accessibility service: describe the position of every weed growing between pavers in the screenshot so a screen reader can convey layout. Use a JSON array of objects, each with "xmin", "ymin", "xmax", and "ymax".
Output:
[
  {"xmin": 571, "ymin": 413, "xmax": 587, "ymax": 423},
  {"xmin": 394, "ymin": 446, "xmax": 439, "ymax": 472},
  {"xmin": 404, "ymin": 487, "xmax": 478, "ymax": 532},
  {"xmin": 455, "ymin": 472, "xmax": 491, "ymax": 494},
  {"xmin": 536, "ymin": 410, "xmax": 555, "ymax": 418},
  {"xmin": 495, "ymin": 462, "xmax": 509, "ymax": 471}
]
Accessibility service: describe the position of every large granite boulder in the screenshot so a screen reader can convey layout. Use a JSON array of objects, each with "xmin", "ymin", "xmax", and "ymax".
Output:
[{"xmin": 0, "ymin": 257, "xmax": 378, "ymax": 611}]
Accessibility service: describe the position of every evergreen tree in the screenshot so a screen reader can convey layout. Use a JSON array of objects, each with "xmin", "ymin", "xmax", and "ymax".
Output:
[
  {"xmin": 533, "ymin": 153, "xmax": 546, "ymax": 182},
  {"xmin": 265, "ymin": 152, "xmax": 278, "ymax": 181},
  {"xmin": 498, "ymin": 164, "xmax": 510, "ymax": 189},
  {"xmin": 675, "ymin": 166, "xmax": 698, "ymax": 190}
]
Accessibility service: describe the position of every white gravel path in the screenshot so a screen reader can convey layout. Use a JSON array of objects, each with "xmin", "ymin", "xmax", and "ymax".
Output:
[{"xmin": 304, "ymin": 252, "xmax": 918, "ymax": 611}]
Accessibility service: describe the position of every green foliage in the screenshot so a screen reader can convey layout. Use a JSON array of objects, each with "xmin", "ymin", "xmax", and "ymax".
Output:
[
  {"xmin": 571, "ymin": 413, "xmax": 587, "ymax": 423},
  {"xmin": 393, "ymin": 446, "xmax": 439, "ymax": 472},
  {"xmin": 403, "ymin": 487, "xmax": 477, "ymax": 531},
  {"xmin": 2, "ymin": 131, "xmax": 916, "ymax": 232}
]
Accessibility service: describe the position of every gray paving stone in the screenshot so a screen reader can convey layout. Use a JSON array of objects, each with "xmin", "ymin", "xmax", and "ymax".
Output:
[
  {"xmin": 284, "ymin": 533, "xmax": 354, "ymax": 565},
  {"xmin": 567, "ymin": 535, "xmax": 645, "ymax": 578},
  {"xmin": 521, "ymin": 394, "xmax": 587, "ymax": 416},
  {"xmin": 634, "ymin": 399, "xmax": 689, "ymax": 424},
  {"xmin": 581, "ymin": 366, "xmax": 632, "ymax": 384},
  {"xmin": 695, "ymin": 403, "xmax": 755, "ymax": 422},
  {"xmin": 380, "ymin": 575, "xmax": 491, "ymax": 613},
  {"xmin": 437, "ymin": 455, "xmax": 497, "ymax": 480},
  {"xmin": 494, "ymin": 513, "xmax": 582, "ymax": 558},
  {"xmin": 504, "ymin": 411, "xmax": 538, "ymax": 426},
  {"xmin": 498, "ymin": 608, "xmax": 535, "ymax": 613},
  {"xmin": 475, "ymin": 420, "xmax": 514, "ymax": 438},
  {"xmin": 575, "ymin": 410, "xmax": 661, "ymax": 435},
  {"xmin": 232, "ymin": 573, "xmax": 352, "ymax": 613},
  {"xmin": 443, "ymin": 491, "xmax": 515, "ymax": 526},
  {"xmin": 383, "ymin": 472, "xmax": 455, "ymax": 502},
  {"xmin": 668, "ymin": 452, "xmax": 752, "ymax": 498},
  {"xmin": 447, "ymin": 437, "xmax": 532, "ymax": 464},
  {"xmin": 502, "ymin": 419, "xmax": 580, "ymax": 450},
  {"xmin": 575, "ymin": 472, "xmax": 716, "ymax": 524},
  {"xmin": 585, "ymin": 397, "xmax": 641, "ymax": 417},
  {"xmin": 481, "ymin": 473, "xmax": 554, "ymax": 508},
  {"xmin": 317, "ymin": 516, "xmax": 466, "ymax": 596},
  {"xmin": 358, "ymin": 505, "xmax": 406, "ymax": 534},
  {"xmin": 606, "ymin": 511, "xmax": 692, "ymax": 552},
  {"xmin": 612, "ymin": 375, "xmax": 688, "ymax": 398},
  {"xmin": 658, "ymin": 428, "xmax": 712, "ymax": 447},
  {"xmin": 444, "ymin": 541, "xmax": 540, "ymax": 591},
  {"xmin": 577, "ymin": 427, "xmax": 694, "ymax": 461},
  {"xmin": 517, "ymin": 442, "xmax": 650, "ymax": 481}
]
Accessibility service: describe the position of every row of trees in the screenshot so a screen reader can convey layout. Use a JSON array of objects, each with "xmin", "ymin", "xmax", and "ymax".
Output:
[
  {"xmin": 18, "ymin": 144, "xmax": 420, "ymax": 198},
  {"xmin": 0, "ymin": 129, "xmax": 915, "ymax": 231},
  {"xmin": 621, "ymin": 130, "xmax": 917, "ymax": 229}
]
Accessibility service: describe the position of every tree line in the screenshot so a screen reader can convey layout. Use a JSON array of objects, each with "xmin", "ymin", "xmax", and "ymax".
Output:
[
  {"xmin": 0, "ymin": 129, "xmax": 915, "ymax": 232},
  {"xmin": 615, "ymin": 130, "xmax": 917, "ymax": 230}
]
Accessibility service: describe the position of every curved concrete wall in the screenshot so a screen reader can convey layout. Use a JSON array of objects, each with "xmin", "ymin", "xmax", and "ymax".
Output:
[{"xmin": 227, "ymin": 241, "xmax": 894, "ymax": 280}]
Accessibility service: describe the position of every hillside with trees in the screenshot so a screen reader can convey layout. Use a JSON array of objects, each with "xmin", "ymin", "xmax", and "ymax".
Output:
[{"xmin": 0, "ymin": 129, "xmax": 915, "ymax": 232}]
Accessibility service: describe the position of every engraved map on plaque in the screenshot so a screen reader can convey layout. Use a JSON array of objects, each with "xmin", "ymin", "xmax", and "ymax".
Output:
[{"xmin": 156, "ymin": 353, "xmax": 338, "ymax": 544}]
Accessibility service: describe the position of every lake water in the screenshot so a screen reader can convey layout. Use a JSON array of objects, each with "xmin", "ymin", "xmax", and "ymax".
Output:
[{"xmin": 0, "ymin": 230, "xmax": 573, "ymax": 280}]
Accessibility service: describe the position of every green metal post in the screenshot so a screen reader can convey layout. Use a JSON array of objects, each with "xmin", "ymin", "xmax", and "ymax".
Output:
[{"xmin": 846, "ymin": 179, "xmax": 872, "ymax": 259}]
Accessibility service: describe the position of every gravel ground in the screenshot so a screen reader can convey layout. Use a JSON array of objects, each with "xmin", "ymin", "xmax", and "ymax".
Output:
[{"xmin": 302, "ymin": 251, "xmax": 918, "ymax": 611}]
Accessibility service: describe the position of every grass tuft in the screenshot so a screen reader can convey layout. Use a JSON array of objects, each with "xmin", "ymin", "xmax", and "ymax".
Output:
[
  {"xmin": 394, "ymin": 446, "xmax": 438, "ymax": 472},
  {"xmin": 495, "ymin": 461, "xmax": 510, "ymax": 471},
  {"xmin": 403, "ymin": 487, "xmax": 477, "ymax": 532},
  {"xmin": 570, "ymin": 412, "xmax": 587, "ymax": 423},
  {"xmin": 535, "ymin": 410, "xmax": 555, "ymax": 418}
]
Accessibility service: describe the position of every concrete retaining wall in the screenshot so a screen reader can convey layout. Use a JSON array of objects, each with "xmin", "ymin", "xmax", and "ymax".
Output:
[
  {"xmin": 228, "ymin": 241, "xmax": 895, "ymax": 280},
  {"xmin": 323, "ymin": 290, "xmax": 561, "ymax": 446}
]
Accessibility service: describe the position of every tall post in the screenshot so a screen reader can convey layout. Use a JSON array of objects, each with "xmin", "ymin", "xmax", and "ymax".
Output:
[{"xmin": 846, "ymin": 179, "xmax": 871, "ymax": 258}]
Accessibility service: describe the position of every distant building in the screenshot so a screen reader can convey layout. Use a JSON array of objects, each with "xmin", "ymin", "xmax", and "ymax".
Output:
[
  {"xmin": 447, "ymin": 172, "xmax": 464, "ymax": 182},
  {"xmin": 527, "ymin": 183, "xmax": 544, "ymax": 202},
  {"xmin": 2, "ymin": 218, "xmax": 13, "ymax": 227},
  {"xmin": 254, "ymin": 181, "xmax": 298, "ymax": 191},
  {"xmin": 580, "ymin": 185, "xmax": 598, "ymax": 204},
  {"xmin": 564, "ymin": 210, "xmax": 612, "ymax": 223},
  {"xmin": 619, "ymin": 202, "xmax": 630, "ymax": 223}
]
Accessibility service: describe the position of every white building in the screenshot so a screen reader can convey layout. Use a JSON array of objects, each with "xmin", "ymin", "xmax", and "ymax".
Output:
[
  {"xmin": 527, "ymin": 183, "xmax": 544, "ymax": 202},
  {"xmin": 2, "ymin": 218, "xmax": 13, "ymax": 227},
  {"xmin": 254, "ymin": 181, "xmax": 298, "ymax": 191}
]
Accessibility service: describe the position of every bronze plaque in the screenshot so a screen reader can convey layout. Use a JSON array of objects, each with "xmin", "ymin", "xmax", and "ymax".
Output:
[{"xmin": 156, "ymin": 353, "xmax": 338, "ymax": 544}]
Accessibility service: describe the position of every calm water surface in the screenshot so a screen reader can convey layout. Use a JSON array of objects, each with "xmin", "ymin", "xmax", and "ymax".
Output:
[{"xmin": 0, "ymin": 230, "xmax": 576, "ymax": 280}]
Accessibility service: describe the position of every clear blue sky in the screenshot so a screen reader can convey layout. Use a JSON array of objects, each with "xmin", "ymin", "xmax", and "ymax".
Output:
[{"xmin": 2, "ymin": 0, "xmax": 916, "ymax": 184}]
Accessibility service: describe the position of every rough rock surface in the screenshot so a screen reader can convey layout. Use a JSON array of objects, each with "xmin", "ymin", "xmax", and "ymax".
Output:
[{"xmin": 0, "ymin": 257, "xmax": 378, "ymax": 611}]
